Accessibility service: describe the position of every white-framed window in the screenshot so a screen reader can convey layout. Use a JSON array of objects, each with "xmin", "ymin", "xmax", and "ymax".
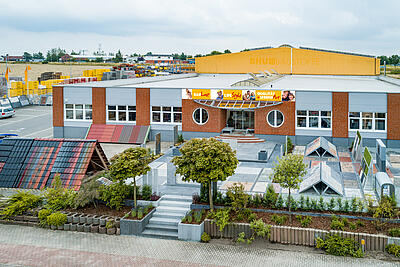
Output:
[
  {"xmin": 193, "ymin": 108, "xmax": 209, "ymax": 125},
  {"xmin": 151, "ymin": 106, "xmax": 182, "ymax": 123},
  {"xmin": 107, "ymin": 105, "xmax": 136, "ymax": 122},
  {"xmin": 296, "ymin": 110, "xmax": 331, "ymax": 129},
  {"xmin": 65, "ymin": 104, "xmax": 92, "ymax": 120},
  {"xmin": 267, "ymin": 110, "xmax": 284, "ymax": 127},
  {"xmin": 349, "ymin": 112, "xmax": 386, "ymax": 132}
]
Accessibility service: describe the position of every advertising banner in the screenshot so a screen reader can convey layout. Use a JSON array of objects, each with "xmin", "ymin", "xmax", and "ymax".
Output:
[{"xmin": 182, "ymin": 89, "xmax": 295, "ymax": 102}]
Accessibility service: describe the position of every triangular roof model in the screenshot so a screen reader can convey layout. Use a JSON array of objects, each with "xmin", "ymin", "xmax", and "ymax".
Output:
[
  {"xmin": 299, "ymin": 162, "xmax": 344, "ymax": 196},
  {"xmin": 304, "ymin": 137, "xmax": 339, "ymax": 159},
  {"xmin": 0, "ymin": 138, "xmax": 109, "ymax": 190}
]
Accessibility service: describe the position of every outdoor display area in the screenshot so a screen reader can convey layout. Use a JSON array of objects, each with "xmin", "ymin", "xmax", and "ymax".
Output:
[{"xmin": 1, "ymin": 131, "xmax": 400, "ymax": 259}]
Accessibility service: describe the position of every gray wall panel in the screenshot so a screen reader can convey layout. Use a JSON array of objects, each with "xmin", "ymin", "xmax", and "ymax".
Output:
[
  {"xmin": 295, "ymin": 129, "xmax": 332, "ymax": 137},
  {"xmin": 150, "ymin": 89, "xmax": 182, "ymax": 107},
  {"xmin": 348, "ymin": 130, "xmax": 386, "ymax": 139},
  {"xmin": 106, "ymin": 87, "xmax": 136, "ymax": 105},
  {"xmin": 64, "ymin": 87, "xmax": 92, "ymax": 104},
  {"xmin": 349, "ymin": 93, "xmax": 387, "ymax": 112},
  {"xmin": 63, "ymin": 126, "xmax": 89, "ymax": 139},
  {"xmin": 295, "ymin": 91, "xmax": 332, "ymax": 110},
  {"xmin": 53, "ymin": 127, "xmax": 64, "ymax": 138}
]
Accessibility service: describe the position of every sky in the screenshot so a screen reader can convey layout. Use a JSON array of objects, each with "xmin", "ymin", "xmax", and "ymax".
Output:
[{"xmin": 0, "ymin": 0, "xmax": 399, "ymax": 56}]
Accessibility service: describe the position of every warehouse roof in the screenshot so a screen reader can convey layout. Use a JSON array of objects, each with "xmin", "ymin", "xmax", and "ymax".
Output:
[{"xmin": 60, "ymin": 73, "xmax": 400, "ymax": 93}]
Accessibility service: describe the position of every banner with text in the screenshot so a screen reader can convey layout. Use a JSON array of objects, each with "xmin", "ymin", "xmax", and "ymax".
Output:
[{"xmin": 182, "ymin": 89, "xmax": 295, "ymax": 102}]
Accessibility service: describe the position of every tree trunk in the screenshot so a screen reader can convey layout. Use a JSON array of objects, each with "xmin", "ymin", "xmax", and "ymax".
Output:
[
  {"xmin": 133, "ymin": 178, "xmax": 137, "ymax": 210},
  {"xmin": 209, "ymin": 181, "xmax": 214, "ymax": 211},
  {"xmin": 288, "ymin": 188, "xmax": 292, "ymax": 223}
]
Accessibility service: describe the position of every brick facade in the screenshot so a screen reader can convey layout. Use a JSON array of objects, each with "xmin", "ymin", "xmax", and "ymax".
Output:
[
  {"xmin": 254, "ymin": 102, "xmax": 295, "ymax": 136},
  {"xmin": 332, "ymin": 92, "xmax": 349, "ymax": 138},
  {"xmin": 92, "ymin": 87, "xmax": 106, "ymax": 124},
  {"xmin": 52, "ymin": 86, "xmax": 64, "ymax": 127},
  {"xmin": 387, "ymin": 93, "xmax": 400, "ymax": 140},
  {"xmin": 136, "ymin": 88, "xmax": 150, "ymax": 126},
  {"xmin": 182, "ymin": 100, "xmax": 226, "ymax": 132}
]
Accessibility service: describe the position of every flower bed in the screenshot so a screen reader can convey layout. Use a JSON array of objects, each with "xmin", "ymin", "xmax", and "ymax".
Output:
[{"xmin": 120, "ymin": 208, "xmax": 155, "ymax": 235}]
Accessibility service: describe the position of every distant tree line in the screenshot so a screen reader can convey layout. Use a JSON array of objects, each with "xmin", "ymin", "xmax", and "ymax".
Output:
[{"xmin": 378, "ymin": 55, "xmax": 400, "ymax": 65}]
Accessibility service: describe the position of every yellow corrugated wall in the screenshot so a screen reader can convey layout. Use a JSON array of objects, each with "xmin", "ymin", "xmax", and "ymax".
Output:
[{"xmin": 195, "ymin": 46, "xmax": 379, "ymax": 75}]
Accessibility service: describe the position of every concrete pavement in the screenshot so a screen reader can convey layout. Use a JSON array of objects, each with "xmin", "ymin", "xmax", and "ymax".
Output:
[{"xmin": 0, "ymin": 224, "xmax": 398, "ymax": 267}]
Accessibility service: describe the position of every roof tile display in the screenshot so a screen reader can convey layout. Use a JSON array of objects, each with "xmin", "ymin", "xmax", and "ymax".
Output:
[
  {"xmin": 86, "ymin": 124, "xmax": 149, "ymax": 144},
  {"xmin": 0, "ymin": 138, "xmax": 108, "ymax": 190}
]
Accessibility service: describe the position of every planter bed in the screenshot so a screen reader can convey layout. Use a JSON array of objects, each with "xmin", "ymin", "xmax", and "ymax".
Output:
[
  {"xmin": 191, "ymin": 204, "xmax": 400, "ymax": 223},
  {"xmin": 178, "ymin": 221, "xmax": 204, "ymax": 241},
  {"xmin": 204, "ymin": 219, "xmax": 400, "ymax": 252},
  {"xmin": 120, "ymin": 209, "xmax": 155, "ymax": 235}
]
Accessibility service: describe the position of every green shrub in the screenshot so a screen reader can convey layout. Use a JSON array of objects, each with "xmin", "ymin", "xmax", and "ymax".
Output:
[
  {"xmin": 209, "ymin": 208, "xmax": 231, "ymax": 234},
  {"xmin": 296, "ymin": 215, "xmax": 312, "ymax": 227},
  {"xmin": 349, "ymin": 222, "xmax": 357, "ymax": 231},
  {"xmin": 187, "ymin": 215, "xmax": 193, "ymax": 223},
  {"xmin": 194, "ymin": 211, "xmax": 202, "ymax": 223},
  {"xmin": 305, "ymin": 196, "xmax": 311, "ymax": 210},
  {"xmin": 342, "ymin": 217, "xmax": 349, "ymax": 227},
  {"xmin": 357, "ymin": 199, "xmax": 365, "ymax": 213},
  {"xmin": 238, "ymin": 219, "xmax": 272, "ymax": 244},
  {"xmin": 227, "ymin": 183, "xmax": 249, "ymax": 212},
  {"xmin": 141, "ymin": 185, "xmax": 152, "ymax": 201},
  {"xmin": 177, "ymin": 134, "xmax": 184, "ymax": 144},
  {"xmin": 215, "ymin": 192, "xmax": 226, "ymax": 205},
  {"xmin": 311, "ymin": 199, "xmax": 317, "ymax": 211},
  {"xmin": 284, "ymin": 137, "xmax": 293, "ymax": 155},
  {"xmin": 46, "ymin": 212, "xmax": 67, "ymax": 227},
  {"xmin": 316, "ymin": 234, "xmax": 363, "ymax": 258},
  {"xmin": 331, "ymin": 216, "xmax": 345, "ymax": 231},
  {"xmin": 351, "ymin": 198, "xmax": 358, "ymax": 213},
  {"xmin": 386, "ymin": 243, "xmax": 400, "ymax": 257},
  {"xmin": 356, "ymin": 220, "xmax": 365, "ymax": 227},
  {"xmin": 99, "ymin": 181, "xmax": 130, "ymax": 210},
  {"xmin": 201, "ymin": 232, "xmax": 211, "ymax": 243},
  {"xmin": 271, "ymin": 214, "xmax": 287, "ymax": 225},
  {"xmin": 137, "ymin": 209, "xmax": 143, "ymax": 219},
  {"xmin": 275, "ymin": 195, "xmax": 284, "ymax": 209},
  {"xmin": 327, "ymin": 198, "xmax": 336, "ymax": 212},
  {"xmin": 251, "ymin": 194, "xmax": 263, "ymax": 208},
  {"xmin": 38, "ymin": 209, "xmax": 52, "ymax": 227},
  {"xmin": 285, "ymin": 195, "xmax": 297, "ymax": 211},
  {"xmin": 131, "ymin": 209, "xmax": 137, "ymax": 218},
  {"xmin": 298, "ymin": 195, "xmax": 305, "ymax": 210},
  {"xmin": 343, "ymin": 200, "xmax": 350, "ymax": 213},
  {"xmin": 44, "ymin": 175, "xmax": 76, "ymax": 211},
  {"xmin": 248, "ymin": 213, "xmax": 257, "ymax": 223},
  {"xmin": 336, "ymin": 198, "xmax": 343, "ymax": 212},
  {"xmin": 374, "ymin": 196, "xmax": 397, "ymax": 230},
  {"xmin": 388, "ymin": 228, "xmax": 400, "ymax": 237},
  {"xmin": 318, "ymin": 196, "xmax": 325, "ymax": 211},
  {"xmin": 71, "ymin": 174, "xmax": 101, "ymax": 209},
  {"xmin": 106, "ymin": 220, "xmax": 115, "ymax": 229},
  {"xmin": 1, "ymin": 191, "xmax": 42, "ymax": 219},
  {"xmin": 263, "ymin": 185, "xmax": 278, "ymax": 208}
]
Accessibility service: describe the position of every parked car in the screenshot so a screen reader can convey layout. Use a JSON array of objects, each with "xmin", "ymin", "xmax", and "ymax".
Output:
[
  {"xmin": 0, "ymin": 106, "xmax": 15, "ymax": 118},
  {"xmin": 0, "ymin": 134, "xmax": 18, "ymax": 143}
]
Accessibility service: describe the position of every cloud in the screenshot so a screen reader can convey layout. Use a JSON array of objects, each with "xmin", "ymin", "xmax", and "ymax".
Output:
[{"xmin": 0, "ymin": 0, "xmax": 399, "ymax": 55}]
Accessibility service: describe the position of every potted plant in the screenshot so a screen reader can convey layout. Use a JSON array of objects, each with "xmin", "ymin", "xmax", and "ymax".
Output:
[{"xmin": 120, "ymin": 205, "xmax": 155, "ymax": 235}]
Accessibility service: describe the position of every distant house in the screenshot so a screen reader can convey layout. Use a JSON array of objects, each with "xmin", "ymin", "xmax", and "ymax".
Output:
[
  {"xmin": 7, "ymin": 56, "xmax": 24, "ymax": 62},
  {"xmin": 144, "ymin": 54, "xmax": 174, "ymax": 64},
  {"xmin": 60, "ymin": 54, "xmax": 73, "ymax": 62}
]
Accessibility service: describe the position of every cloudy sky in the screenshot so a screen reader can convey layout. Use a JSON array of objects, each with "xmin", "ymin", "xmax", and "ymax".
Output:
[{"xmin": 0, "ymin": 0, "xmax": 399, "ymax": 56}]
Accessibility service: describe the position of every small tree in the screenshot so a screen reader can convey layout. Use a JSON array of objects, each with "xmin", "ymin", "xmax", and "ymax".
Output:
[
  {"xmin": 109, "ymin": 147, "xmax": 152, "ymax": 209},
  {"xmin": 172, "ymin": 138, "xmax": 238, "ymax": 210},
  {"xmin": 271, "ymin": 154, "xmax": 307, "ymax": 222}
]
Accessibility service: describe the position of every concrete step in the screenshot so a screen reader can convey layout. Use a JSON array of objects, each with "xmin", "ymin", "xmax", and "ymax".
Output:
[
  {"xmin": 156, "ymin": 206, "xmax": 190, "ymax": 213},
  {"xmin": 158, "ymin": 200, "xmax": 191, "ymax": 208},
  {"xmin": 141, "ymin": 229, "xmax": 178, "ymax": 239},
  {"xmin": 161, "ymin": 195, "xmax": 192, "ymax": 202},
  {"xmin": 146, "ymin": 223, "xmax": 178, "ymax": 231},
  {"xmin": 149, "ymin": 217, "xmax": 180, "ymax": 226},
  {"xmin": 152, "ymin": 211, "xmax": 186, "ymax": 220}
]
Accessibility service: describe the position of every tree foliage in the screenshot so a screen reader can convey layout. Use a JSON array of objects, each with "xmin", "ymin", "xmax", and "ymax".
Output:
[
  {"xmin": 271, "ymin": 154, "xmax": 307, "ymax": 221},
  {"xmin": 46, "ymin": 48, "xmax": 66, "ymax": 62},
  {"xmin": 109, "ymin": 147, "xmax": 152, "ymax": 209},
  {"xmin": 172, "ymin": 138, "xmax": 238, "ymax": 210}
]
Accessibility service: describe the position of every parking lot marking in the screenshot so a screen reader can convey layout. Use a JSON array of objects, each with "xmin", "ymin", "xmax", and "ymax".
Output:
[
  {"xmin": 0, "ymin": 113, "xmax": 50, "ymax": 126},
  {"xmin": 22, "ymin": 127, "xmax": 53, "ymax": 138}
]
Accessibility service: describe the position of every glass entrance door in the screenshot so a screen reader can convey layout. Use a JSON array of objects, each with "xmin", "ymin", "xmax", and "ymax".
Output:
[{"xmin": 227, "ymin": 111, "xmax": 254, "ymax": 130}]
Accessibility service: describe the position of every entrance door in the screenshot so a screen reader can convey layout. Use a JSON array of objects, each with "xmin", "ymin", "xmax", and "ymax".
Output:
[{"xmin": 227, "ymin": 111, "xmax": 254, "ymax": 130}]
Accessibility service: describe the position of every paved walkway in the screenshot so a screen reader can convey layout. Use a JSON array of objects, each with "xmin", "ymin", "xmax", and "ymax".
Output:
[{"xmin": 0, "ymin": 224, "xmax": 398, "ymax": 267}]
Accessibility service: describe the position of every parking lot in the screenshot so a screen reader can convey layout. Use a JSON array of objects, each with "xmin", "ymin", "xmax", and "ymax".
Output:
[{"xmin": 0, "ymin": 106, "xmax": 53, "ymax": 138}]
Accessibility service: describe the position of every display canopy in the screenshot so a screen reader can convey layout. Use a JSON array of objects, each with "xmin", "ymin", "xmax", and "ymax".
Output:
[
  {"xmin": 304, "ymin": 137, "xmax": 339, "ymax": 159},
  {"xmin": 183, "ymin": 89, "xmax": 294, "ymax": 110}
]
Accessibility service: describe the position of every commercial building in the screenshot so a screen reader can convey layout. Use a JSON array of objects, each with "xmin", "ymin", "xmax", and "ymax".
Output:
[{"xmin": 52, "ymin": 45, "xmax": 400, "ymax": 147}]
